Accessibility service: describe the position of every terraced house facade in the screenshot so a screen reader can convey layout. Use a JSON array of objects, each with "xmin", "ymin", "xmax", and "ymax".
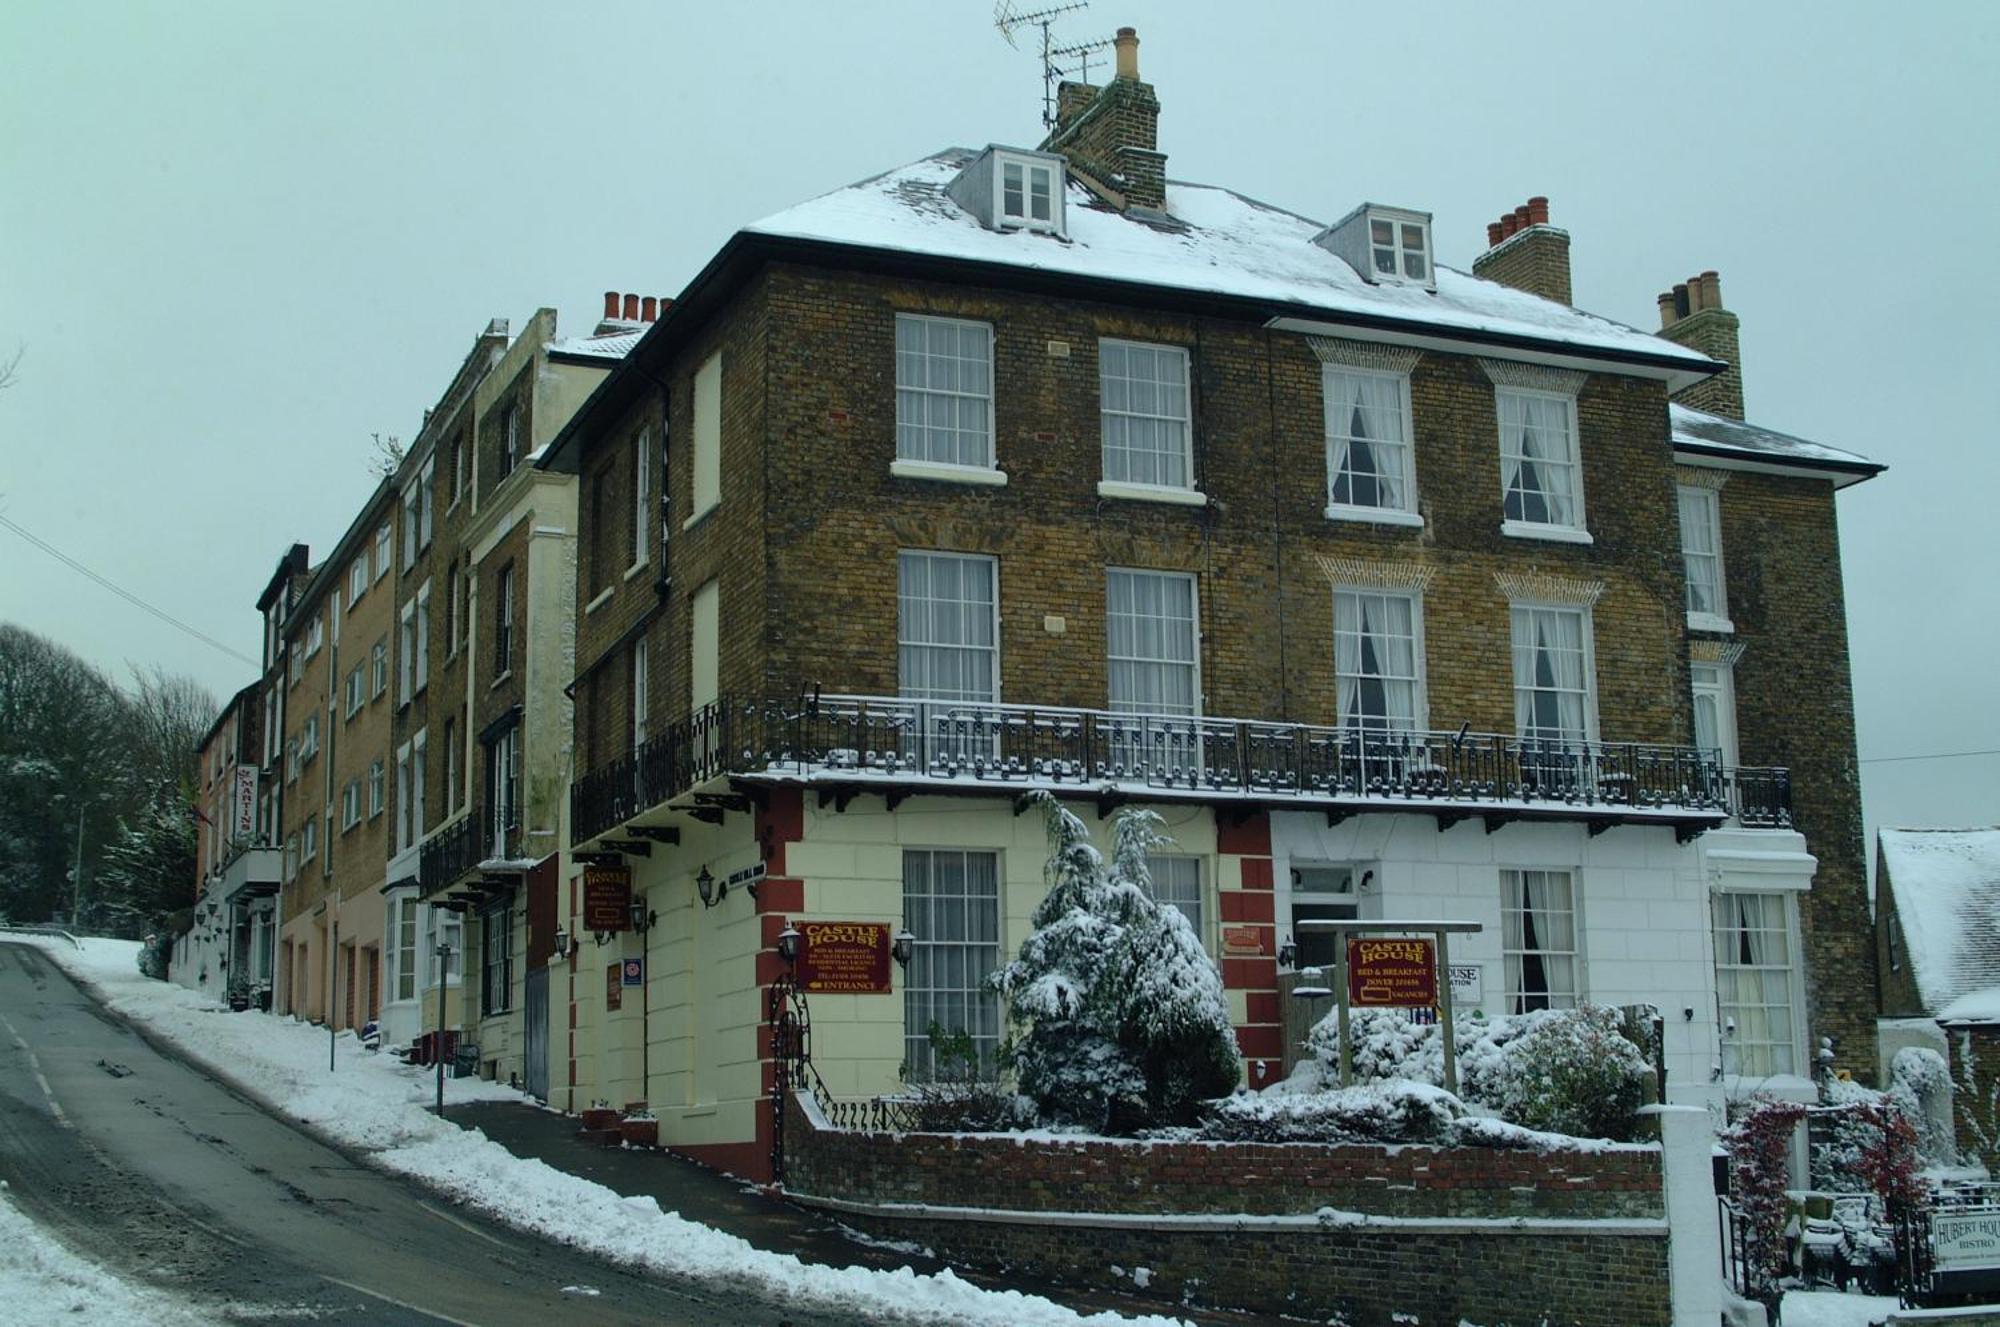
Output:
[{"xmin": 545, "ymin": 29, "xmax": 1881, "ymax": 1178}]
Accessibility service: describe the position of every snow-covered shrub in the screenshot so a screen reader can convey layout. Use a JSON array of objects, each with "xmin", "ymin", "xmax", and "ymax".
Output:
[
  {"xmin": 1725, "ymin": 1097, "xmax": 1808, "ymax": 1304},
  {"xmin": 898, "ymin": 1024, "xmax": 1036, "ymax": 1133},
  {"xmin": 993, "ymin": 797, "xmax": 1239, "ymax": 1133},
  {"xmin": 1811, "ymin": 1077, "xmax": 1927, "ymax": 1210},
  {"xmin": 1202, "ymin": 1080, "xmax": 1464, "ymax": 1144},
  {"xmin": 1482, "ymin": 1005, "xmax": 1650, "ymax": 1140},
  {"xmin": 1888, "ymin": 1046, "xmax": 1956, "ymax": 1166},
  {"xmin": 1306, "ymin": 1006, "xmax": 1446, "ymax": 1086}
]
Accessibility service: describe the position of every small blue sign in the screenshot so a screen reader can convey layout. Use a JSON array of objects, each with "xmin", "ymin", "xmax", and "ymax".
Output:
[{"xmin": 621, "ymin": 957, "xmax": 644, "ymax": 987}]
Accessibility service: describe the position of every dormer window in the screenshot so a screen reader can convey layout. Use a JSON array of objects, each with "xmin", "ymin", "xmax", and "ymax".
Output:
[
  {"xmin": 1314, "ymin": 204, "xmax": 1436, "ymax": 292},
  {"xmin": 1371, "ymin": 214, "xmax": 1429, "ymax": 284},
  {"xmin": 948, "ymin": 146, "xmax": 1066, "ymax": 238}
]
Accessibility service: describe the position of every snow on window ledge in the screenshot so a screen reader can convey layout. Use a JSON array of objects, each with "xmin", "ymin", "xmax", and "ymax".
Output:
[
  {"xmin": 1325, "ymin": 504, "xmax": 1424, "ymax": 529},
  {"xmin": 583, "ymin": 586, "xmax": 615, "ymax": 616},
  {"xmin": 1686, "ymin": 611, "xmax": 1735, "ymax": 634},
  {"xmin": 1097, "ymin": 480, "xmax": 1207, "ymax": 507},
  {"xmin": 1500, "ymin": 519, "xmax": 1594, "ymax": 546},
  {"xmin": 891, "ymin": 459, "xmax": 1008, "ymax": 487}
]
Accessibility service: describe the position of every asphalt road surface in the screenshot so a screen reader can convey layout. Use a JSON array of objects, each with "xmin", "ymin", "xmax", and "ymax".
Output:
[{"xmin": 0, "ymin": 940, "xmax": 874, "ymax": 1326}]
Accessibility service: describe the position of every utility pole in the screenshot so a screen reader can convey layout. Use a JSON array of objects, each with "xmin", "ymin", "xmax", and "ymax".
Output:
[
  {"xmin": 71, "ymin": 805, "xmax": 85, "ymax": 927},
  {"xmin": 434, "ymin": 932, "xmax": 450, "ymax": 1117}
]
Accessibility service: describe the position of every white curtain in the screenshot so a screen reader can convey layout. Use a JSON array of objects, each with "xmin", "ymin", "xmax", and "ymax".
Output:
[
  {"xmin": 1511, "ymin": 607, "xmax": 1588, "ymax": 741},
  {"xmin": 1329, "ymin": 371, "xmax": 1408, "ymax": 510},
  {"xmin": 1503, "ymin": 869, "xmax": 1577, "ymax": 1011},
  {"xmin": 1336, "ymin": 591, "xmax": 1417, "ymax": 731},
  {"xmin": 1501, "ymin": 393, "xmax": 1576, "ymax": 526},
  {"xmin": 898, "ymin": 552, "xmax": 996, "ymax": 705},
  {"xmin": 1715, "ymin": 893, "xmax": 1794, "ymax": 1074}
]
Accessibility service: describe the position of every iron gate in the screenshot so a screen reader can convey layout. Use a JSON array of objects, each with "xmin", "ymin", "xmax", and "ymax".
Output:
[{"xmin": 523, "ymin": 965, "xmax": 549, "ymax": 1101}]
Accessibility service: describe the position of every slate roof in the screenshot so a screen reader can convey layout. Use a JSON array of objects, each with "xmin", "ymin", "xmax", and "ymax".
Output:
[
  {"xmin": 1880, "ymin": 827, "xmax": 2000, "ymax": 1021},
  {"xmin": 1670, "ymin": 403, "xmax": 1883, "ymax": 486}
]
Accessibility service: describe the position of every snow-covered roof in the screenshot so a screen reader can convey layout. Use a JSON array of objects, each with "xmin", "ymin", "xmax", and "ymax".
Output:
[
  {"xmin": 545, "ymin": 326, "xmax": 646, "ymax": 361},
  {"xmin": 745, "ymin": 149, "xmax": 1717, "ymax": 375},
  {"xmin": 1881, "ymin": 827, "xmax": 2000, "ymax": 1019},
  {"xmin": 1670, "ymin": 403, "xmax": 1882, "ymax": 485}
]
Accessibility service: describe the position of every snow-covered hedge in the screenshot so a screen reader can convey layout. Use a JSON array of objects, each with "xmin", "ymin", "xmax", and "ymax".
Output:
[
  {"xmin": 1202, "ymin": 1077, "xmax": 1463, "ymax": 1144},
  {"xmin": 1300, "ymin": 1004, "xmax": 1652, "ymax": 1142}
]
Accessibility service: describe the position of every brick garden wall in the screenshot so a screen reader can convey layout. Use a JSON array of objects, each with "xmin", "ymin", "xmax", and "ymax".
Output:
[{"xmin": 783, "ymin": 1095, "xmax": 1671, "ymax": 1326}]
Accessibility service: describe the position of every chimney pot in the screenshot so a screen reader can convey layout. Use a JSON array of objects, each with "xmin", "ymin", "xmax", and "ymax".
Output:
[
  {"xmin": 1486, "ymin": 221, "xmax": 1504, "ymax": 247},
  {"xmin": 1657, "ymin": 291, "xmax": 1678, "ymax": 329},
  {"xmin": 603, "ymin": 291, "xmax": 621, "ymax": 320},
  {"xmin": 1114, "ymin": 27, "xmax": 1139, "ymax": 81},
  {"xmin": 641, "ymin": 296, "xmax": 658, "ymax": 322},
  {"xmin": 622, "ymin": 293, "xmax": 640, "ymax": 321},
  {"xmin": 1673, "ymin": 283, "xmax": 1691, "ymax": 319},
  {"xmin": 1527, "ymin": 196, "xmax": 1549, "ymax": 225},
  {"xmin": 1699, "ymin": 270, "xmax": 1723, "ymax": 311},
  {"xmin": 1501, "ymin": 214, "xmax": 1518, "ymax": 239},
  {"xmin": 1513, "ymin": 204, "xmax": 1532, "ymax": 230}
]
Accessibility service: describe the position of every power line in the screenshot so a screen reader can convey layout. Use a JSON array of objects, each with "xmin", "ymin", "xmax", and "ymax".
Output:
[
  {"xmin": 0, "ymin": 513, "xmax": 259, "ymax": 668},
  {"xmin": 1860, "ymin": 748, "xmax": 2000, "ymax": 765}
]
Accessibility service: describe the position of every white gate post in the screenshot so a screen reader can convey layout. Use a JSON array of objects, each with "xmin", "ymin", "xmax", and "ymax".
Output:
[{"xmin": 1644, "ymin": 1103, "xmax": 1724, "ymax": 1327}]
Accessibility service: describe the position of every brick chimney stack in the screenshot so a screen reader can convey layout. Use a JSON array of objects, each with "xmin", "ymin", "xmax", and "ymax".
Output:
[
  {"xmin": 1656, "ymin": 270, "xmax": 1743, "ymax": 419},
  {"xmin": 1040, "ymin": 25, "xmax": 1166, "ymax": 212},
  {"xmin": 1471, "ymin": 195, "xmax": 1571, "ymax": 305}
]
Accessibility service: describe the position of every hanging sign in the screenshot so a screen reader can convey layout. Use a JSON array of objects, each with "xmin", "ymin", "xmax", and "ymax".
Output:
[
  {"xmin": 1346, "ymin": 936, "xmax": 1438, "ymax": 1008},
  {"xmin": 583, "ymin": 865, "xmax": 632, "ymax": 931},
  {"xmin": 797, "ymin": 921, "xmax": 893, "ymax": 994},
  {"xmin": 605, "ymin": 962, "xmax": 622, "ymax": 1011},
  {"xmin": 230, "ymin": 767, "xmax": 258, "ymax": 838}
]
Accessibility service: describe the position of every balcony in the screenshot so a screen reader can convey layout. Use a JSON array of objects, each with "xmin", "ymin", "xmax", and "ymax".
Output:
[
  {"xmin": 417, "ymin": 813, "xmax": 484, "ymax": 898},
  {"xmin": 217, "ymin": 841, "xmax": 282, "ymax": 904},
  {"xmin": 572, "ymin": 694, "xmax": 1792, "ymax": 848}
]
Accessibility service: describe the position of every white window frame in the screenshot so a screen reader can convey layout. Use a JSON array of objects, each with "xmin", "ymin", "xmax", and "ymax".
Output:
[
  {"xmin": 398, "ymin": 600, "xmax": 416, "ymax": 705},
  {"xmin": 687, "ymin": 353, "xmax": 722, "ymax": 525},
  {"xmin": 1497, "ymin": 386, "xmax": 1588, "ymax": 540},
  {"xmin": 480, "ymin": 901, "xmax": 513, "ymax": 1016},
  {"xmin": 1146, "ymin": 854, "xmax": 1206, "ymax": 949},
  {"xmin": 501, "ymin": 402, "xmax": 522, "ymax": 478},
  {"xmin": 373, "ymin": 522, "xmax": 392, "ymax": 582},
  {"xmin": 344, "ymin": 664, "xmax": 364, "ymax": 718},
  {"xmin": 371, "ymin": 639, "xmax": 388, "ymax": 699},
  {"xmin": 1106, "ymin": 568, "xmax": 1200, "ymax": 717},
  {"xmin": 368, "ymin": 758, "xmax": 384, "ymax": 819},
  {"xmin": 299, "ymin": 713, "xmax": 319, "ymax": 762},
  {"xmin": 301, "ymin": 813, "xmax": 318, "ymax": 865},
  {"xmin": 1509, "ymin": 602, "xmax": 1599, "ymax": 745},
  {"xmin": 494, "ymin": 564, "xmax": 514, "ymax": 678},
  {"xmin": 284, "ymin": 832, "xmax": 299, "ymax": 883},
  {"xmin": 1367, "ymin": 208, "xmax": 1432, "ymax": 286},
  {"xmin": 893, "ymin": 314, "xmax": 999, "ymax": 479},
  {"xmin": 994, "ymin": 151, "xmax": 1063, "ymax": 235},
  {"xmin": 1097, "ymin": 339, "xmax": 1196, "ymax": 496},
  {"xmin": 1678, "ymin": 484, "xmax": 1732, "ymax": 632},
  {"xmin": 391, "ymin": 893, "xmax": 419, "ymax": 1001},
  {"xmin": 487, "ymin": 724, "xmax": 520, "ymax": 859},
  {"xmin": 1714, "ymin": 890, "xmax": 1804, "ymax": 1079},
  {"xmin": 395, "ymin": 742, "xmax": 413, "ymax": 851},
  {"xmin": 902, "ymin": 848, "xmax": 1003, "ymax": 1080},
  {"xmin": 341, "ymin": 778, "xmax": 361, "ymax": 831},
  {"xmin": 1323, "ymin": 366, "xmax": 1420, "ymax": 524},
  {"xmin": 305, "ymin": 614, "xmax": 323, "ymax": 659},
  {"xmin": 1501, "ymin": 867, "xmax": 1582, "ymax": 1014},
  {"xmin": 631, "ymin": 429, "xmax": 651, "ymax": 571},
  {"xmin": 1332, "ymin": 586, "xmax": 1427, "ymax": 735},
  {"xmin": 413, "ymin": 580, "xmax": 431, "ymax": 694},
  {"xmin": 410, "ymin": 728, "xmax": 428, "ymax": 842},
  {"xmin": 347, "ymin": 558, "xmax": 367, "ymax": 608},
  {"xmin": 1691, "ymin": 661, "xmax": 1740, "ymax": 771},
  {"xmin": 897, "ymin": 550, "xmax": 1000, "ymax": 708}
]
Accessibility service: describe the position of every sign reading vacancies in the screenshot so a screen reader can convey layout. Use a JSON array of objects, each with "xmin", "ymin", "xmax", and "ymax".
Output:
[
  {"xmin": 1346, "ymin": 936, "xmax": 1438, "ymax": 1008},
  {"xmin": 797, "ymin": 921, "xmax": 892, "ymax": 993},
  {"xmin": 583, "ymin": 864, "xmax": 632, "ymax": 932}
]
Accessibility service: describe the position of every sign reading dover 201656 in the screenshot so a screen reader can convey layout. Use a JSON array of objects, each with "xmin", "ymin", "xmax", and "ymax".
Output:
[
  {"xmin": 797, "ymin": 922, "xmax": 892, "ymax": 994},
  {"xmin": 1346, "ymin": 937, "xmax": 1438, "ymax": 1008}
]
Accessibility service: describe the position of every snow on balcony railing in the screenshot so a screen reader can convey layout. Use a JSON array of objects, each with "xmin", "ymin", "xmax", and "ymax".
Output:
[{"xmin": 570, "ymin": 694, "xmax": 1792, "ymax": 847}]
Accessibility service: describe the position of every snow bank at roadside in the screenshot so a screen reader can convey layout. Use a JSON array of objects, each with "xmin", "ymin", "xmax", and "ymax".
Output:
[
  {"xmin": 19, "ymin": 935, "xmax": 1189, "ymax": 1327},
  {"xmin": 0, "ymin": 1181, "xmax": 223, "ymax": 1327},
  {"xmin": 1779, "ymin": 1289, "xmax": 1899, "ymax": 1327}
]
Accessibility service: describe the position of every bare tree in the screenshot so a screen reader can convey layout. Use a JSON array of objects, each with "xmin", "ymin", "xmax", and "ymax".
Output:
[
  {"xmin": 0, "ymin": 345, "xmax": 20, "ymax": 392},
  {"xmin": 370, "ymin": 431, "xmax": 405, "ymax": 480},
  {"xmin": 127, "ymin": 664, "xmax": 218, "ymax": 806}
]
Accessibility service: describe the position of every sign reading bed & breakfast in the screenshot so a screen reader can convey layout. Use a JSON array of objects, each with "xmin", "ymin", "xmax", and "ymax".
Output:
[
  {"xmin": 582, "ymin": 864, "xmax": 632, "ymax": 931},
  {"xmin": 1346, "ymin": 936, "xmax": 1438, "ymax": 1008},
  {"xmin": 797, "ymin": 921, "xmax": 892, "ymax": 994}
]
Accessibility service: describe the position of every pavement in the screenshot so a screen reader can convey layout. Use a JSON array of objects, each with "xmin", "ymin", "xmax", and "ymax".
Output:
[{"xmin": 450, "ymin": 1101, "xmax": 1293, "ymax": 1326}]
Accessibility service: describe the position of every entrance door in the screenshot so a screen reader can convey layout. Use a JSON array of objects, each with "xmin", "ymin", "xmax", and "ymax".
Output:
[{"xmin": 523, "ymin": 965, "xmax": 549, "ymax": 1101}]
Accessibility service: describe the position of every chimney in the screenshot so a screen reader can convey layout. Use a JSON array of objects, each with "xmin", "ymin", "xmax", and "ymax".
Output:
[
  {"xmin": 1039, "ymin": 25, "xmax": 1165, "ymax": 211},
  {"xmin": 1656, "ymin": 269, "xmax": 1744, "ymax": 419},
  {"xmin": 1471, "ymin": 194, "xmax": 1572, "ymax": 305},
  {"xmin": 603, "ymin": 291, "xmax": 621, "ymax": 321}
]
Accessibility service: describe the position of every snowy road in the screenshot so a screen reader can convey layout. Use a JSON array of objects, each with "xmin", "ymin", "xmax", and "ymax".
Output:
[{"xmin": 0, "ymin": 940, "xmax": 862, "ymax": 1326}]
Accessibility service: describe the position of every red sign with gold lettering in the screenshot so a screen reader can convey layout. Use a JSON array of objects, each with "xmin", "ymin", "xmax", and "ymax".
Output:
[
  {"xmin": 797, "ymin": 921, "xmax": 893, "ymax": 994},
  {"xmin": 583, "ymin": 865, "xmax": 631, "ymax": 932},
  {"xmin": 1346, "ymin": 937, "xmax": 1438, "ymax": 1008}
]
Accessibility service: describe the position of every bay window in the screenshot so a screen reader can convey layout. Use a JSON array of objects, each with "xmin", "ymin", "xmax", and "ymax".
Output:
[{"xmin": 1714, "ymin": 892, "xmax": 1800, "ymax": 1077}]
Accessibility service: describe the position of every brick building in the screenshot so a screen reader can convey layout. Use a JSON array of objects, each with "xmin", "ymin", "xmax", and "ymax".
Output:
[
  {"xmin": 527, "ymin": 28, "xmax": 1880, "ymax": 1175},
  {"xmin": 175, "ymin": 681, "xmax": 265, "ymax": 1003}
]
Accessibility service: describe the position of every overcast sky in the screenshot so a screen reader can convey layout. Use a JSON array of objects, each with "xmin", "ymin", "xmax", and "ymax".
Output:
[{"xmin": 2, "ymin": 2, "xmax": 1994, "ymax": 860}]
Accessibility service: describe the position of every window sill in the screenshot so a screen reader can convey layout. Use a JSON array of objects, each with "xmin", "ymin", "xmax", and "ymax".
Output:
[
  {"xmin": 1325, "ymin": 504, "xmax": 1424, "ymax": 529},
  {"xmin": 682, "ymin": 500, "xmax": 720, "ymax": 531},
  {"xmin": 583, "ymin": 586, "xmax": 615, "ymax": 616},
  {"xmin": 1500, "ymin": 520, "xmax": 1594, "ymax": 546},
  {"xmin": 892, "ymin": 459, "xmax": 1009, "ymax": 487},
  {"xmin": 490, "ymin": 670, "xmax": 513, "ymax": 692},
  {"xmin": 1097, "ymin": 480, "xmax": 1206, "ymax": 507},
  {"xmin": 623, "ymin": 559, "xmax": 650, "ymax": 583},
  {"xmin": 1686, "ymin": 612, "xmax": 1735, "ymax": 634}
]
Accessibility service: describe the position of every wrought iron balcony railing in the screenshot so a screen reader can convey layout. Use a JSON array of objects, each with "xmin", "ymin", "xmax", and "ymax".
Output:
[
  {"xmin": 571, "ymin": 693, "xmax": 1792, "ymax": 847},
  {"xmin": 417, "ymin": 812, "xmax": 484, "ymax": 896}
]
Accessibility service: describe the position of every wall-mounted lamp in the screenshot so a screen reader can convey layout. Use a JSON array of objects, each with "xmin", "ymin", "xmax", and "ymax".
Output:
[
  {"xmin": 553, "ymin": 926, "xmax": 570, "ymax": 957},
  {"xmin": 776, "ymin": 922, "xmax": 801, "ymax": 963},
  {"xmin": 629, "ymin": 900, "xmax": 656, "ymax": 932},
  {"xmin": 1277, "ymin": 937, "xmax": 1298, "ymax": 969},
  {"xmin": 695, "ymin": 865, "xmax": 718, "ymax": 908},
  {"xmin": 891, "ymin": 928, "xmax": 915, "ymax": 968}
]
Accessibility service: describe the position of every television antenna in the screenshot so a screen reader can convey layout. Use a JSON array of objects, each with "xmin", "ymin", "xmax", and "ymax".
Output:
[{"xmin": 994, "ymin": 0, "xmax": 1112, "ymax": 129}]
